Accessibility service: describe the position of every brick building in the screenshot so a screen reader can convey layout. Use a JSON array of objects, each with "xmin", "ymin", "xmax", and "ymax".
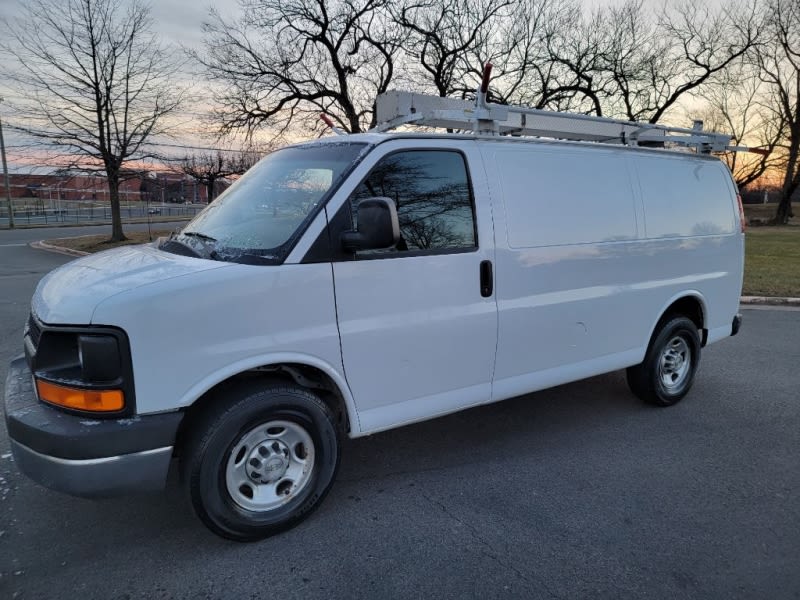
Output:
[{"xmin": 7, "ymin": 172, "xmax": 220, "ymax": 203}]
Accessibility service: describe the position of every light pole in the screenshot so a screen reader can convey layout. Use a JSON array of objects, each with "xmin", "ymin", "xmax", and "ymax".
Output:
[{"xmin": 0, "ymin": 97, "xmax": 14, "ymax": 229}]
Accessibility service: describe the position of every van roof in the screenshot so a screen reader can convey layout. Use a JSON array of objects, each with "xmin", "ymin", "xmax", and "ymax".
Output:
[{"xmin": 306, "ymin": 132, "xmax": 722, "ymax": 161}]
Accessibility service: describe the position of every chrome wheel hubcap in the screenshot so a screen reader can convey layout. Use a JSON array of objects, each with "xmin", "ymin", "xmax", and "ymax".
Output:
[
  {"xmin": 659, "ymin": 336, "xmax": 691, "ymax": 391},
  {"xmin": 225, "ymin": 420, "xmax": 315, "ymax": 512}
]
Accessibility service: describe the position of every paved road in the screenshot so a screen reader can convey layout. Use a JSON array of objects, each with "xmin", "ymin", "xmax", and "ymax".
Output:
[{"xmin": 1, "ymin": 235, "xmax": 798, "ymax": 599}]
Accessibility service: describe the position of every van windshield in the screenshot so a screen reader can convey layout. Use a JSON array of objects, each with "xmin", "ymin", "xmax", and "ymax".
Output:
[{"xmin": 166, "ymin": 142, "xmax": 368, "ymax": 264}]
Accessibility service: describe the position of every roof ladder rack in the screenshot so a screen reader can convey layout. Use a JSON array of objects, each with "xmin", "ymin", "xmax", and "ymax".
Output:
[{"xmin": 371, "ymin": 64, "xmax": 747, "ymax": 155}]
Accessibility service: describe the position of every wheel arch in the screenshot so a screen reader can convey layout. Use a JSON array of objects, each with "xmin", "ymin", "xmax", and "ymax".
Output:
[
  {"xmin": 175, "ymin": 353, "xmax": 359, "ymax": 442},
  {"xmin": 646, "ymin": 292, "xmax": 708, "ymax": 349}
]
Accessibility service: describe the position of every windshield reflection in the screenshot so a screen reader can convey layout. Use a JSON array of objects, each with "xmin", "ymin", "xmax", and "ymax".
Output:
[{"xmin": 167, "ymin": 142, "xmax": 368, "ymax": 264}]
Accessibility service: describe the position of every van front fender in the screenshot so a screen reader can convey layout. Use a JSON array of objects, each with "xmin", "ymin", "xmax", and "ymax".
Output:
[{"xmin": 176, "ymin": 353, "xmax": 361, "ymax": 436}]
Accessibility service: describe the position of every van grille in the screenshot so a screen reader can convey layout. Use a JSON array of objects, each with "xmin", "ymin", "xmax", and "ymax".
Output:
[{"xmin": 25, "ymin": 313, "xmax": 42, "ymax": 349}]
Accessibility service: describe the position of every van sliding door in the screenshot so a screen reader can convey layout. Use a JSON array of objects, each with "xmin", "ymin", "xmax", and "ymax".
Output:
[{"xmin": 483, "ymin": 144, "xmax": 644, "ymax": 400}]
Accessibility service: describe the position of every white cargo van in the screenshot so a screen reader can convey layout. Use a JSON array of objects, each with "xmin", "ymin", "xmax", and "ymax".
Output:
[{"xmin": 4, "ymin": 88, "xmax": 744, "ymax": 541}]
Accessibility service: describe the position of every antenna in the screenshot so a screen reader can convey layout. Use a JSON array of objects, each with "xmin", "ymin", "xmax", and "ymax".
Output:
[{"xmin": 320, "ymin": 114, "xmax": 346, "ymax": 136}]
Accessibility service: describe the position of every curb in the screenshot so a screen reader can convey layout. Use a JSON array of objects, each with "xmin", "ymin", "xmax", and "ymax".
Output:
[
  {"xmin": 740, "ymin": 296, "xmax": 800, "ymax": 307},
  {"xmin": 30, "ymin": 240, "xmax": 89, "ymax": 257}
]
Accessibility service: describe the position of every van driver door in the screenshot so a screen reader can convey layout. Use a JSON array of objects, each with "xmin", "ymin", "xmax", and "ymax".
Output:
[{"xmin": 326, "ymin": 140, "xmax": 498, "ymax": 434}]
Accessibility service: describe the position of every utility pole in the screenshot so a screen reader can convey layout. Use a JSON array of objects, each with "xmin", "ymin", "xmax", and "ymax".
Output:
[{"xmin": 0, "ymin": 97, "xmax": 14, "ymax": 229}]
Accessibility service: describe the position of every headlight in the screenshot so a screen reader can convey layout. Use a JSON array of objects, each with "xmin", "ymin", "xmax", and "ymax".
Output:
[{"xmin": 78, "ymin": 335, "xmax": 122, "ymax": 382}]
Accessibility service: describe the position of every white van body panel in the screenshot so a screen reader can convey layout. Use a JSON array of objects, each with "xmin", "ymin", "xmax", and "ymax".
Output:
[
  {"xmin": 634, "ymin": 155, "xmax": 737, "ymax": 238},
  {"xmin": 91, "ymin": 261, "xmax": 347, "ymax": 417},
  {"xmin": 32, "ymin": 245, "xmax": 229, "ymax": 325},
  {"xmin": 333, "ymin": 249, "xmax": 498, "ymax": 435}
]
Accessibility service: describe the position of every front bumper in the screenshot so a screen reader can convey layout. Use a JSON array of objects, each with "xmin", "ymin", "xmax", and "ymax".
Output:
[
  {"xmin": 4, "ymin": 357, "xmax": 183, "ymax": 498},
  {"xmin": 732, "ymin": 313, "xmax": 743, "ymax": 336}
]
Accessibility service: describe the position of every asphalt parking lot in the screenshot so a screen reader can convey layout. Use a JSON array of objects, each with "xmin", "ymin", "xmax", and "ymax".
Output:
[{"xmin": 1, "ymin": 225, "xmax": 798, "ymax": 599}]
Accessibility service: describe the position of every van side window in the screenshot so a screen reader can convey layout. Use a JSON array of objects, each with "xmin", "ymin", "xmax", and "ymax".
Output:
[{"xmin": 349, "ymin": 150, "xmax": 477, "ymax": 253}]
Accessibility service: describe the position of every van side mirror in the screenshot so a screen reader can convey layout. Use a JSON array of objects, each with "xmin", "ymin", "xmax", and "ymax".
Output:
[{"xmin": 341, "ymin": 197, "xmax": 400, "ymax": 252}]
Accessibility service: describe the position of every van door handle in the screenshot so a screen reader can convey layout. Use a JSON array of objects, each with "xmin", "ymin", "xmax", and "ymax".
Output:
[{"xmin": 480, "ymin": 260, "xmax": 493, "ymax": 298}]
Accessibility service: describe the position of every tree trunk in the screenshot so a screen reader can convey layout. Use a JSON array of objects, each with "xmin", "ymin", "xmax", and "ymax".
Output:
[
  {"xmin": 773, "ymin": 143, "xmax": 798, "ymax": 225},
  {"xmin": 773, "ymin": 193, "xmax": 792, "ymax": 225},
  {"xmin": 106, "ymin": 168, "xmax": 126, "ymax": 242},
  {"xmin": 206, "ymin": 176, "xmax": 216, "ymax": 203}
]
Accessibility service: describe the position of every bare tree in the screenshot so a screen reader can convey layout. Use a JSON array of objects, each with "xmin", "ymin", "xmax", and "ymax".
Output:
[
  {"xmin": 197, "ymin": 0, "xmax": 402, "ymax": 135},
  {"xmin": 427, "ymin": 0, "xmax": 756, "ymax": 121},
  {"xmin": 2, "ymin": 0, "xmax": 182, "ymax": 241},
  {"xmin": 395, "ymin": 0, "xmax": 755, "ymax": 121},
  {"xmin": 696, "ymin": 63, "xmax": 786, "ymax": 188},
  {"xmin": 180, "ymin": 148, "xmax": 262, "ymax": 202},
  {"xmin": 758, "ymin": 0, "xmax": 800, "ymax": 224},
  {"xmin": 454, "ymin": 0, "xmax": 606, "ymax": 113},
  {"xmin": 599, "ymin": 0, "xmax": 759, "ymax": 123},
  {"xmin": 393, "ymin": 0, "xmax": 513, "ymax": 98},
  {"xmin": 533, "ymin": 2, "xmax": 611, "ymax": 114}
]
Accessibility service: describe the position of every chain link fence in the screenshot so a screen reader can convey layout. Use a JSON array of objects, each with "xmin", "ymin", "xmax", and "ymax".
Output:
[{"xmin": 1, "ymin": 198, "xmax": 205, "ymax": 227}]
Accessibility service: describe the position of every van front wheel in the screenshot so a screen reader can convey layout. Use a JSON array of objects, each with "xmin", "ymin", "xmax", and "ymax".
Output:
[
  {"xmin": 626, "ymin": 316, "xmax": 701, "ymax": 406},
  {"xmin": 181, "ymin": 382, "xmax": 341, "ymax": 541}
]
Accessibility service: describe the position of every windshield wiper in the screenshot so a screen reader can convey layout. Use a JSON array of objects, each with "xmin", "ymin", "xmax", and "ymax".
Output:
[
  {"xmin": 181, "ymin": 231, "xmax": 217, "ymax": 242},
  {"xmin": 235, "ymin": 252, "xmax": 280, "ymax": 265},
  {"xmin": 161, "ymin": 230, "xmax": 221, "ymax": 261},
  {"xmin": 158, "ymin": 238, "xmax": 203, "ymax": 258}
]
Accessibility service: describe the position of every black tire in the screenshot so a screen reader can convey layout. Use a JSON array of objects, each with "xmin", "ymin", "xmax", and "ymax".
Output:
[
  {"xmin": 626, "ymin": 316, "xmax": 701, "ymax": 407},
  {"xmin": 181, "ymin": 381, "xmax": 341, "ymax": 541}
]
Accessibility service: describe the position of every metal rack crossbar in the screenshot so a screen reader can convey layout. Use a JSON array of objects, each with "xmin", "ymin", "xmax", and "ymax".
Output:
[{"xmin": 372, "ymin": 90, "xmax": 735, "ymax": 154}]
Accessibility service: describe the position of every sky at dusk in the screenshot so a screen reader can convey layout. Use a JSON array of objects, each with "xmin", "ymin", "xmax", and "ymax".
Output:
[
  {"xmin": 0, "ymin": 0, "xmax": 249, "ymax": 171},
  {"xmin": 0, "ymin": 0, "xmax": 239, "ymax": 50},
  {"xmin": 0, "ymin": 0, "xmax": 242, "ymax": 102},
  {"xmin": 0, "ymin": 0, "xmax": 727, "ymax": 44}
]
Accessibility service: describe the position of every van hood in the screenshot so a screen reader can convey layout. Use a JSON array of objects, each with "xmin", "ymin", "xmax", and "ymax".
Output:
[{"xmin": 32, "ymin": 244, "xmax": 230, "ymax": 325}]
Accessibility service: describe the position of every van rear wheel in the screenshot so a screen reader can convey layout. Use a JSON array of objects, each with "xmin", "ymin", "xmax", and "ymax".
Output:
[
  {"xmin": 181, "ymin": 382, "xmax": 341, "ymax": 541},
  {"xmin": 626, "ymin": 316, "xmax": 701, "ymax": 406}
]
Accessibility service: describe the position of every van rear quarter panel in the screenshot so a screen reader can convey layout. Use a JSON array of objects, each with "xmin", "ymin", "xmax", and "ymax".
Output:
[
  {"xmin": 631, "ymin": 154, "xmax": 743, "ymax": 340},
  {"xmin": 481, "ymin": 141, "xmax": 742, "ymax": 400}
]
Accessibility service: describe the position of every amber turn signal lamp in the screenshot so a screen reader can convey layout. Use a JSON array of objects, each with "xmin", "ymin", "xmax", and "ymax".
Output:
[{"xmin": 36, "ymin": 379, "xmax": 124, "ymax": 412}]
